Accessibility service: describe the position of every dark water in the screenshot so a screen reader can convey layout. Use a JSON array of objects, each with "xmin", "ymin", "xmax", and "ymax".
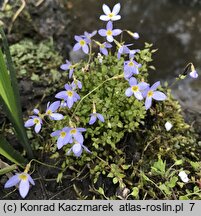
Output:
[{"xmin": 68, "ymin": 0, "xmax": 201, "ymax": 81}]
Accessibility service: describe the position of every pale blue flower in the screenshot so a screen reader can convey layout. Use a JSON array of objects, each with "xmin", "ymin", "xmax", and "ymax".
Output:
[
  {"xmin": 82, "ymin": 30, "xmax": 97, "ymax": 43},
  {"xmin": 125, "ymin": 77, "xmax": 149, "ymax": 100},
  {"xmin": 24, "ymin": 116, "xmax": 42, "ymax": 133},
  {"xmin": 98, "ymin": 21, "xmax": 122, "ymax": 42},
  {"xmin": 99, "ymin": 42, "xmax": 112, "ymax": 56},
  {"xmin": 144, "ymin": 81, "xmax": 167, "ymax": 110},
  {"xmin": 71, "ymin": 80, "xmax": 82, "ymax": 90},
  {"xmin": 67, "ymin": 143, "xmax": 91, "ymax": 157},
  {"xmin": 60, "ymin": 60, "xmax": 74, "ymax": 78},
  {"xmin": 51, "ymin": 127, "xmax": 70, "ymax": 149},
  {"xmin": 66, "ymin": 127, "xmax": 86, "ymax": 144},
  {"xmin": 100, "ymin": 3, "xmax": 121, "ymax": 21},
  {"xmin": 55, "ymin": 84, "xmax": 80, "ymax": 109},
  {"xmin": 124, "ymin": 59, "xmax": 141, "ymax": 79},
  {"xmin": 117, "ymin": 44, "xmax": 132, "ymax": 59},
  {"xmin": 45, "ymin": 101, "xmax": 63, "ymax": 120},
  {"xmin": 4, "ymin": 172, "xmax": 35, "ymax": 198},
  {"xmin": 73, "ymin": 35, "xmax": 89, "ymax": 54},
  {"xmin": 89, "ymin": 113, "xmax": 105, "ymax": 125}
]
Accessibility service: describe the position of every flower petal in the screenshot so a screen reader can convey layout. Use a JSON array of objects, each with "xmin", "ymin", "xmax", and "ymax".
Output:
[
  {"xmin": 138, "ymin": 82, "xmax": 150, "ymax": 91},
  {"xmin": 4, "ymin": 175, "xmax": 20, "ymax": 188},
  {"xmin": 129, "ymin": 77, "xmax": 137, "ymax": 86},
  {"xmin": 51, "ymin": 130, "xmax": 60, "ymax": 137},
  {"xmin": 107, "ymin": 35, "xmax": 114, "ymax": 42},
  {"xmin": 112, "ymin": 29, "xmax": 122, "ymax": 36},
  {"xmin": 97, "ymin": 114, "xmax": 105, "ymax": 122},
  {"xmin": 74, "ymin": 132, "xmax": 84, "ymax": 144},
  {"xmin": 150, "ymin": 81, "xmax": 160, "ymax": 91},
  {"xmin": 145, "ymin": 96, "xmax": 152, "ymax": 110},
  {"xmin": 102, "ymin": 4, "xmax": 111, "ymax": 15},
  {"xmin": 89, "ymin": 115, "xmax": 97, "ymax": 125},
  {"xmin": 112, "ymin": 3, "xmax": 121, "ymax": 15},
  {"xmin": 82, "ymin": 44, "xmax": 89, "ymax": 54},
  {"xmin": 111, "ymin": 15, "xmax": 121, "ymax": 21},
  {"xmin": 19, "ymin": 180, "xmax": 30, "ymax": 198},
  {"xmin": 34, "ymin": 123, "xmax": 41, "ymax": 133},
  {"xmin": 72, "ymin": 143, "xmax": 82, "ymax": 157},
  {"xmin": 100, "ymin": 15, "xmax": 110, "ymax": 21},
  {"xmin": 106, "ymin": 21, "xmax": 113, "ymax": 30},
  {"xmin": 28, "ymin": 175, "xmax": 35, "ymax": 186},
  {"xmin": 50, "ymin": 113, "xmax": 64, "ymax": 120},
  {"xmin": 152, "ymin": 91, "xmax": 167, "ymax": 101},
  {"xmin": 134, "ymin": 91, "xmax": 143, "ymax": 100},
  {"xmin": 73, "ymin": 43, "xmax": 81, "ymax": 51},
  {"xmin": 60, "ymin": 63, "xmax": 70, "ymax": 70},
  {"xmin": 98, "ymin": 29, "xmax": 107, "ymax": 36},
  {"xmin": 48, "ymin": 101, "xmax": 60, "ymax": 112},
  {"xmin": 125, "ymin": 87, "xmax": 133, "ymax": 97},
  {"xmin": 24, "ymin": 119, "xmax": 34, "ymax": 128},
  {"xmin": 55, "ymin": 91, "xmax": 67, "ymax": 100}
]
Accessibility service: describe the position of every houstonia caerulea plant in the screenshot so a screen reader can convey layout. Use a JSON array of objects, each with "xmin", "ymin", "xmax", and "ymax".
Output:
[
  {"xmin": 5, "ymin": 2, "xmax": 199, "ymax": 199},
  {"xmin": 4, "ymin": 164, "xmax": 34, "ymax": 198}
]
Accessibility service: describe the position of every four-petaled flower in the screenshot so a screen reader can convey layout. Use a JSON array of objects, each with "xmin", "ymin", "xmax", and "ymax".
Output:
[
  {"xmin": 99, "ymin": 42, "xmax": 112, "ymax": 56},
  {"xmin": 45, "ymin": 101, "xmax": 63, "ymax": 120},
  {"xmin": 71, "ymin": 80, "xmax": 82, "ymax": 90},
  {"xmin": 67, "ymin": 143, "xmax": 91, "ymax": 157},
  {"xmin": 24, "ymin": 116, "xmax": 42, "ymax": 133},
  {"xmin": 100, "ymin": 3, "xmax": 121, "ymax": 21},
  {"xmin": 125, "ymin": 77, "xmax": 149, "ymax": 100},
  {"xmin": 98, "ymin": 21, "xmax": 122, "ymax": 42},
  {"xmin": 4, "ymin": 173, "xmax": 35, "ymax": 198},
  {"xmin": 144, "ymin": 81, "xmax": 167, "ymax": 110},
  {"xmin": 51, "ymin": 127, "xmax": 70, "ymax": 149},
  {"xmin": 55, "ymin": 84, "xmax": 80, "ymax": 109},
  {"xmin": 66, "ymin": 127, "xmax": 86, "ymax": 144},
  {"xmin": 82, "ymin": 30, "xmax": 97, "ymax": 43},
  {"xmin": 60, "ymin": 60, "xmax": 74, "ymax": 78},
  {"xmin": 117, "ymin": 44, "xmax": 132, "ymax": 59},
  {"xmin": 124, "ymin": 59, "xmax": 142, "ymax": 79},
  {"xmin": 73, "ymin": 35, "xmax": 89, "ymax": 54},
  {"xmin": 89, "ymin": 113, "xmax": 105, "ymax": 125}
]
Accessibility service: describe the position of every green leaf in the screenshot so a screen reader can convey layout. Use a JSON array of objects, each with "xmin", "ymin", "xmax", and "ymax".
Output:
[
  {"xmin": 131, "ymin": 187, "xmax": 139, "ymax": 198},
  {"xmin": 0, "ymin": 164, "xmax": 18, "ymax": 175},
  {"xmin": 0, "ymin": 136, "xmax": 27, "ymax": 168},
  {"xmin": 113, "ymin": 177, "xmax": 118, "ymax": 184},
  {"xmin": 97, "ymin": 187, "xmax": 105, "ymax": 195},
  {"xmin": 166, "ymin": 176, "xmax": 178, "ymax": 188},
  {"xmin": 179, "ymin": 195, "xmax": 189, "ymax": 200},
  {"xmin": 0, "ymin": 28, "xmax": 33, "ymax": 158}
]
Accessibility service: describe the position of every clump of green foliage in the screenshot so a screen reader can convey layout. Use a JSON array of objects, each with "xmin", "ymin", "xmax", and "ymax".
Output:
[
  {"xmin": 10, "ymin": 39, "xmax": 63, "ymax": 91},
  {"xmin": 42, "ymin": 44, "xmax": 200, "ymax": 200}
]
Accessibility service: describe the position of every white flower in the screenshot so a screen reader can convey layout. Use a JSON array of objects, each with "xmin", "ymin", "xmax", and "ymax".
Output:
[
  {"xmin": 179, "ymin": 171, "xmax": 189, "ymax": 183},
  {"xmin": 165, "ymin": 121, "xmax": 173, "ymax": 131},
  {"xmin": 97, "ymin": 53, "xmax": 103, "ymax": 64},
  {"xmin": 100, "ymin": 3, "xmax": 121, "ymax": 21}
]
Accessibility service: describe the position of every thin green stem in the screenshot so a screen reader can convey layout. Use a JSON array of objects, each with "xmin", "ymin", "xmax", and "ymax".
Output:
[
  {"xmin": 28, "ymin": 159, "xmax": 63, "ymax": 171},
  {"xmin": 70, "ymin": 74, "xmax": 124, "ymax": 121}
]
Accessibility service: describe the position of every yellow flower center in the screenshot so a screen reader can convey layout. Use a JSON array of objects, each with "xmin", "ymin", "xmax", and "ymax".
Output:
[
  {"xmin": 19, "ymin": 174, "xmax": 28, "ymax": 181},
  {"xmin": 148, "ymin": 90, "xmax": 153, "ymax": 97},
  {"xmin": 79, "ymin": 40, "xmax": 85, "ymax": 46},
  {"xmin": 70, "ymin": 129, "xmax": 77, "ymax": 134},
  {"xmin": 66, "ymin": 90, "xmax": 73, "ymax": 97},
  {"xmin": 128, "ymin": 61, "xmax": 134, "ymax": 67},
  {"xmin": 46, "ymin": 110, "xmax": 52, "ymax": 115},
  {"xmin": 106, "ymin": 30, "xmax": 113, "ymax": 36},
  {"xmin": 131, "ymin": 86, "xmax": 139, "ymax": 92},
  {"xmin": 108, "ymin": 13, "xmax": 114, "ymax": 18},
  {"xmin": 60, "ymin": 131, "xmax": 66, "ymax": 138},
  {"xmin": 33, "ymin": 118, "xmax": 40, "ymax": 124}
]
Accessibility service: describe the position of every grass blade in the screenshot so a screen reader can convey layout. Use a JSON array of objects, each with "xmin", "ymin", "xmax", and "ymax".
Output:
[{"xmin": 0, "ymin": 135, "xmax": 27, "ymax": 168}]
